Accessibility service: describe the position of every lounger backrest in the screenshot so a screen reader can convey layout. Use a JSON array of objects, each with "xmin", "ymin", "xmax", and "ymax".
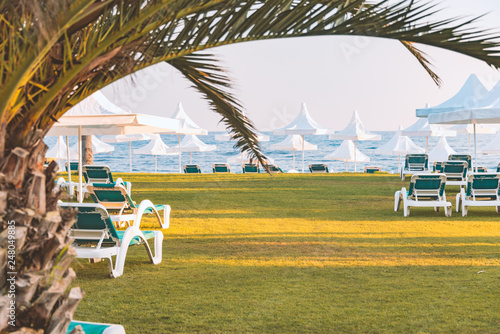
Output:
[
  {"xmin": 213, "ymin": 164, "xmax": 230, "ymax": 173},
  {"xmin": 83, "ymin": 165, "xmax": 114, "ymax": 184},
  {"xmin": 476, "ymin": 166, "xmax": 488, "ymax": 173},
  {"xmin": 242, "ymin": 163, "xmax": 259, "ymax": 173},
  {"xmin": 309, "ymin": 164, "xmax": 328, "ymax": 173},
  {"xmin": 65, "ymin": 162, "xmax": 79, "ymax": 172},
  {"xmin": 364, "ymin": 166, "xmax": 381, "ymax": 173},
  {"xmin": 263, "ymin": 164, "xmax": 282, "ymax": 173},
  {"xmin": 59, "ymin": 203, "xmax": 120, "ymax": 245},
  {"xmin": 497, "ymin": 163, "xmax": 500, "ymax": 172},
  {"xmin": 87, "ymin": 184, "xmax": 137, "ymax": 210},
  {"xmin": 405, "ymin": 154, "xmax": 428, "ymax": 170},
  {"xmin": 466, "ymin": 174, "xmax": 500, "ymax": 198},
  {"xmin": 433, "ymin": 161, "xmax": 444, "ymax": 172},
  {"xmin": 408, "ymin": 174, "xmax": 446, "ymax": 198},
  {"xmin": 183, "ymin": 165, "xmax": 201, "ymax": 173},
  {"xmin": 448, "ymin": 154, "xmax": 472, "ymax": 168},
  {"xmin": 441, "ymin": 161, "xmax": 468, "ymax": 179}
]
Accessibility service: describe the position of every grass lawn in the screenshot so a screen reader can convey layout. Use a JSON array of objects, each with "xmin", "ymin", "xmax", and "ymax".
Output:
[{"xmin": 69, "ymin": 173, "xmax": 500, "ymax": 333}]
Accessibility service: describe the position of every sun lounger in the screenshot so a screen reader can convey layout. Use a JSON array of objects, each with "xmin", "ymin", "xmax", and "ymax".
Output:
[
  {"xmin": 263, "ymin": 164, "xmax": 283, "ymax": 173},
  {"xmin": 83, "ymin": 165, "xmax": 132, "ymax": 193},
  {"xmin": 456, "ymin": 173, "xmax": 500, "ymax": 216},
  {"xmin": 213, "ymin": 163, "xmax": 230, "ymax": 173},
  {"xmin": 60, "ymin": 203, "xmax": 163, "ymax": 278},
  {"xmin": 87, "ymin": 183, "xmax": 170, "ymax": 229},
  {"xmin": 183, "ymin": 164, "xmax": 201, "ymax": 173},
  {"xmin": 440, "ymin": 161, "xmax": 468, "ymax": 187},
  {"xmin": 448, "ymin": 154, "xmax": 472, "ymax": 169},
  {"xmin": 400, "ymin": 154, "xmax": 429, "ymax": 180},
  {"xmin": 242, "ymin": 163, "xmax": 259, "ymax": 173},
  {"xmin": 68, "ymin": 320, "xmax": 126, "ymax": 333},
  {"xmin": 476, "ymin": 166, "xmax": 488, "ymax": 173},
  {"xmin": 65, "ymin": 161, "xmax": 79, "ymax": 172},
  {"xmin": 308, "ymin": 164, "xmax": 329, "ymax": 173},
  {"xmin": 433, "ymin": 161, "xmax": 443, "ymax": 172},
  {"xmin": 364, "ymin": 166, "xmax": 381, "ymax": 174},
  {"xmin": 496, "ymin": 163, "xmax": 500, "ymax": 173},
  {"xmin": 394, "ymin": 173, "xmax": 452, "ymax": 217}
]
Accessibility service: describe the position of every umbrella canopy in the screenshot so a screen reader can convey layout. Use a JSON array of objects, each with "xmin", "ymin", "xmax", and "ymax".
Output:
[
  {"xmin": 325, "ymin": 140, "xmax": 370, "ymax": 171},
  {"xmin": 480, "ymin": 131, "xmax": 500, "ymax": 155},
  {"xmin": 374, "ymin": 126, "xmax": 424, "ymax": 156},
  {"xmin": 273, "ymin": 103, "xmax": 332, "ymax": 172},
  {"xmin": 416, "ymin": 74, "xmax": 488, "ymax": 117},
  {"xmin": 134, "ymin": 134, "xmax": 176, "ymax": 172},
  {"xmin": 401, "ymin": 118, "xmax": 456, "ymax": 137},
  {"xmin": 270, "ymin": 135, "xmax": 317, "ymax": 172},
  {"xmin": 70, "ymin": 136, "xmax": 114, "ymax": 155},
  {"xmin": 329, "ymin": 110, "xmax": 381, "ymax": 141},
  {"xmin": 46, "ymin": 136, "xmax": 78, "ymax": 160},
  {"xmin": 101, "ymin": 134, "xmax": 152, "ymax": 173},
  {"xmin": 428, "ymin": 137, "xmax": 457, "ymax": 162},
  {"xmin": 329, "ymin": 110, "xmax": 380, "ymax": 171},
  {"xmin": 64, "ymin": 91, "xmax": 130, "ymax": 116},
  {"xmin": 166, "ymin": 135, "xmax": 217, "ymax": 164},
  {"xmin": 215, "ymin": 131, "xmax": 270, "ymax": 142}
]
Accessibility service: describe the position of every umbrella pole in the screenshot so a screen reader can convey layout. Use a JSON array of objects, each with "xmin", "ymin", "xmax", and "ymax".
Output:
[
  {"xmin": 178, "ymin": 134, "xmax": 182, "ymax": 173},
  {"xmin": 66, "ymin": 136, "xmax": 72, "ymax": 197},
  {"xmin": 57, "ymin": 137, "xmax": 62, "ymax": 170},
  {"xmin": 426, "ymin": 136, "xmax": 428, "ymax": 153},
  {"xmin": 293, "ymin": 149, "xmax": 296, "ymax": 170},
  {"xmin": 468, "ymin": 133, "xmax": 471, "ymax": 155},
  {"xmin": 129, "ymin": 142, "xmax": 132, "ymax": 173},
  {"xmin": 345, "ymin": 161, "xmax": 348, "ymax": 172},
  {"xmin": 78, "ymin": 125, "xmax": 83, "ymax": 203},
  {"xmin": 302, "ymin": 134, "xmax": 305, "ymax": 173},
  {"xmin": 398, "ymin": 155, "xmax": 401, "ymax": 173},
  {"xmin": 354, "ymin": 140, "xmax": 357, "ymax": 173},
  {"xmin": 190, "ymin": 152, "xmax": 192, "ymax": 164},
  {"xmin": 155, "ymin": 155, "xmax": 157, "ymax": 173},
  {"xmin": 474, "ymin": 123, "xmax": 477, "ymax": 172}
]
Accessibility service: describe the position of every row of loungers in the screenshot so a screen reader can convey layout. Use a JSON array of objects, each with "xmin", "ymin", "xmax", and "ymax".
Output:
[{"xmin": 395, "ymin": 173, "xmax": 500, "ymax": 217}]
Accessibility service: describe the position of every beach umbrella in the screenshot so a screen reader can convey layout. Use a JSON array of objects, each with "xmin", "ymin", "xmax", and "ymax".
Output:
[
  {"xmin": 324, "ymin": 140, "xmax": 370, "ymax": 172},
  {"xmin": 70, "ymin": 135, "xmax": 115, "ymax": 155},
  {"xmin": 329, "ymin": 110, "xmax": 381, "ymax": 172},
  {"xmin": 374, "ymin": 126, "xmax": 424, "ymax": 171},
  {"xmin": 401, "ymin": 118, "xmax": 456, "ymax": 152},
  {"xmin": 169, "ymin": 102, "xmax": 208, "ymax": 173},
  {"xmin": 480, "ymin": 131, "xmax": 500, "ymax": 155},
  {"xmin": 48, "ymin": 93, "xmax": 180, "ymax": 203},
  {"xmin": 166, "ymin": 135, "xmax": 217, "ymax": 164},
  {"xmin": 101, "ymin": 134, "xmax": 151, "ymax": 172},
  {"xmin": 273, "ymin": 103, "xmax": 333, "ymax": 172},
  {"xmin": 270, "ymin": 135, "xmax": 317, "ymax": 172},
  {"xmin": 428, "ymin": 136, "xmax": 457, "ymax": 163},
  {"xmin": 428, "ymin": 79, "xmax": 500, "ymax": 171},
  {"xmin": 46, "ymin": 136, "xmax": 78, "ymax": 168},
  {"xmin": 416, "ymin": 74, "xmax": 488, "ymax": 117},
  {"xmin": 215, "ymin": 131, "xmax": 270, "ymax": 142},
  {"xmin": 134, "ymin": 134, "xmax": 176, "ymax": 172}
]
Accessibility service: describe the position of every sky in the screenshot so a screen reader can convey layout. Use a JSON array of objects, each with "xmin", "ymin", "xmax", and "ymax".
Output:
[{"xmin": 102, "ymin": 0, "xmax": 500, "ymax": 132}]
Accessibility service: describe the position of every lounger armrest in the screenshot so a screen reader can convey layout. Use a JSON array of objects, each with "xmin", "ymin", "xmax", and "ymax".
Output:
[{"xmin": 135, "ymin": 200, "xmax": 168, "ymax": 229}]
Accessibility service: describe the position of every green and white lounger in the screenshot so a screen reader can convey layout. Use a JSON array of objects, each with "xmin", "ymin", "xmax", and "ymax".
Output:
[
  {"xmin": 213, "ymin": 163, "xmax": 230, "ymax": 173},
  {"xmin": 440, "ymin": 161, "xmax": 468, "ymax": 187},
  {"xmin": 242, "ymin": 163, "xmax": 259, "ymax": 173},
  {"xmin": 309, "ymin": 164, "xmax": 329, "ymax": 173},
  {"xmin": 87, "ymin": 184, "xmax": 170, "ymax": 229},
  {"xmin": 60, "ymin": 203, "xmax": 163, "ymax": 278},
  {"xmin": 183, "ymin": 164, "xmax": 201, "ymax": 173},
  {"xmin": 364, "ymin": 166, "xmax": 381, "ymax": 173},
  {"xmin": 394, "ymin": 174, "xmax": 452, "ymax": 217},
  {"xmin": 68, "ymin": 320, "xmax": 126, "ymax": 334},
  {"xmin": 83, "ymin": 165, "xmax": 132, "ymax": 194},
  {"xmin": 456, "ymin": 173, "xmax": 500, "ymax": 216},
  {"xmin": 400, "ymin": 154, "xmax": 429, "ymax": 180},
  {"xmin": 263, "ymin": 164, "xmax": 283, "ymax": 173},
  {"xmin": 476, "ymin": 166, "xmax": 488, "ymax": 173},
  {"xmin": 65, "ymin": 161, "xmax": 79, "ymax": 172}
]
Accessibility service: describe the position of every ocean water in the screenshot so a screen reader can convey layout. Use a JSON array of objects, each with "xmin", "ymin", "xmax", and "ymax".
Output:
[{"xmin": 44, "ymin": 132, "xmax": 500, "ymax": 174}]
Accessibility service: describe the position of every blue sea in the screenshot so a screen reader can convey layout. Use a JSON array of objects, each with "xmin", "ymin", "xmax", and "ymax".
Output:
[{"xmin": 44, "ymin": 132, "xmax": 500, "ymax": 174}]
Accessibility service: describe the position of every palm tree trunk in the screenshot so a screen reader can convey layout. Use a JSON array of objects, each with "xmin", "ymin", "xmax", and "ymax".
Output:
[{"xmin": 0, "ymin": 134, "xmax": 83, "ymax": 333}]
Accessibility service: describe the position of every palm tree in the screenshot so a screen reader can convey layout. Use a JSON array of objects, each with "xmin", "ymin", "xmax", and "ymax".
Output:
[{"xmin": 1, "ymin": 0, "xmax": 500, "ymax": 332}]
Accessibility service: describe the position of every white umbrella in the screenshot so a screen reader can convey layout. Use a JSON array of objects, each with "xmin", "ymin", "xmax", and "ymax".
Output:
[
  {"xmin": 428, "ymin": 79, "xmax": 500, "ymax": 171},
  {"xmin": 325, "ymin": 140, "xmax": 370, "ymax": 171},
  {"xmin": 480, "ymin": 131, "xmax": 500, "ymax": 155},
  {"xmin": 70, "ymin": 135, "xmax": 114, "ymax": 155},
  {"xmin": 401, "ymin": 118, "xmax": 456, "ymax": 152},
  {"xmin": 170, "ymin": 102, "xmax": 208, "ymax": 173},
  {"xmin": 416, "ymin": 74, "xmax": 488, "ymax": 117},
  {"xmin": 134, "ymin": 134, "xmax": 176, "ymax": 172},
  {"xmin": 270, "ymin": 135, "xmax": 317, "ymax": 172},
  {"xmin": 227, "ymin": 151, "xmax": 274, "ymax": 165},
  {"xmin": 428, "ymin": 136, "xmax": 457, "ymax": 163},
  {"xmin": 46, "ymin": 136, "xmax": 78, "ymax": 168},
  {"xmin": 374, "ymin": 126, "xmax": 424, "ymax": 171},
  {"xmin": 101, "ymin": 134, "xmax": 151, "ymax": 172},
  {"xmin": 329, "ymin": 110, "xmax": 381, "ymax": 172},
  {"xmin": 166, "ymin": 135, "xmax": 216, "ymax": 164},
  {"xmin": 273, "ymin": 103, "xmax": 333, "ymax": 172}
]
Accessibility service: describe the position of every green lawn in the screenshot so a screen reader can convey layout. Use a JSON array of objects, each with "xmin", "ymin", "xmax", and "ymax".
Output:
[{"xmin": 69, "ymin": 173, "xmax": 500, "ymax": 333}]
